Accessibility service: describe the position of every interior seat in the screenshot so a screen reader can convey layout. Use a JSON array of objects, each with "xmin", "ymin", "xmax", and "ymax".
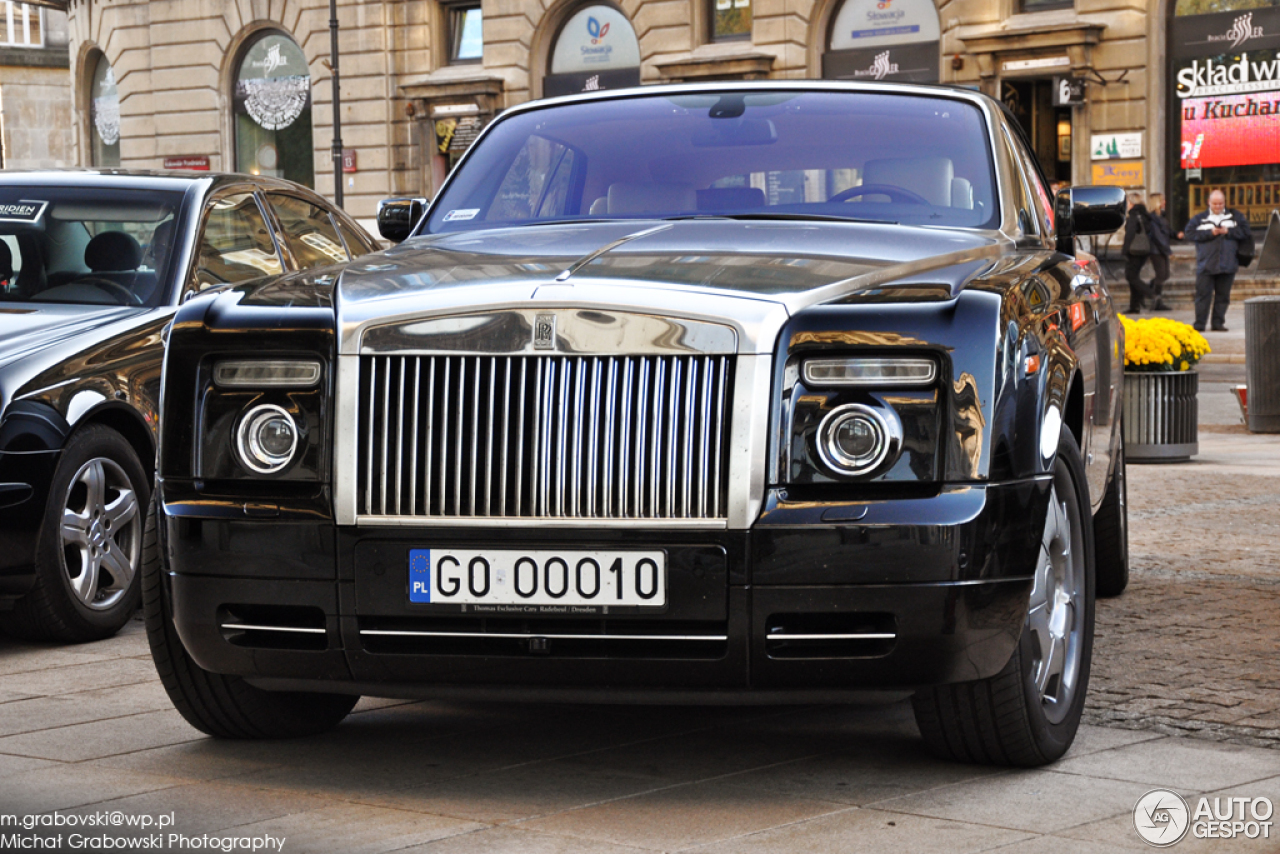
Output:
[
  {"xmin": 697, "ymin": 187, "xmax": 765, "ymax": 211},
  {"xmin": 606, "ymin": 183, "xmax": 696, "ymax": 216},
  {"xmin": 862, "ymin": 157, "xmax": 955, "ymax": 207}
]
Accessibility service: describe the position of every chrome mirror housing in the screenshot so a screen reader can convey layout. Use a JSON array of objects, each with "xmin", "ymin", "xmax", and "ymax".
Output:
[
  {"xmin": 1054, "ymin": 186, "xmax": 1126, "ymax": 254},
  {"xmin": 376, "ymin": 197, "xmax": 427, "ymax": 244}
]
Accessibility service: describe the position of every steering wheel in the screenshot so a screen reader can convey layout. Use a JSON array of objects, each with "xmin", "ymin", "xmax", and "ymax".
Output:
[
  {"xmin": 829, "ymin": 182, "xmax": 931, "ymax": 205},
  {"xmin": 78, "ymin": 276, "xmax": 144, "ymax": 306}
]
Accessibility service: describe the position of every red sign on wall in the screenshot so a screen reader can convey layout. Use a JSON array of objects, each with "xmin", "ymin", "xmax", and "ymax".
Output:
[
  {"xmin": 162, "ymin": 156, "xmax": 210, "ymax": 171},
  {"xmin": 342, "ymin": 150, "xmax": 358, "ymax": 173}
]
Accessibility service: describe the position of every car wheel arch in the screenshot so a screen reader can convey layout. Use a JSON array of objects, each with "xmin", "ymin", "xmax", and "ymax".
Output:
[{"xmin": 69, "ymin": 402, "xmax": 157, "ymax": 484}]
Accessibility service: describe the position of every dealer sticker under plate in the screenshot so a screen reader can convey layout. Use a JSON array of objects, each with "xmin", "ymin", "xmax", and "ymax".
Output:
[{"xmin": 409, "ymin": 548, "xmax": 666, "ymax": 611}]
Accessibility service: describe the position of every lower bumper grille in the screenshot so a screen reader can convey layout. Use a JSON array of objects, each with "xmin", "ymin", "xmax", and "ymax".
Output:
[{"xmin": 358, "ymin": 617, "xmax": 729, "ymax": 660}]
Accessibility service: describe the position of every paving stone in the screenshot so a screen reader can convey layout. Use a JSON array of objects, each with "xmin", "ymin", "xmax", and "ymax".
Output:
[
  {"xmin": 1055, "ymin": 737, "xmax": 1280, "ymax": 791},
  {"xmin": 397, "ymin": 826, "xmax": 653, "ymax": 853},
  {"xmin": 217, "ymin": 803, "xmax": 482, "ymax": 854},
  {"xmin": 869, "ymin": 770, "xmax": 1148, "ymax": 834},
  {"xmin": 691, "ymin": 806, "xmax": 1033, "ymax": 854},
  {"xmin": 0, "ymin": 763, "xmax": 184, "ymax": 813},
  {"xmin": 0, "ymin": 708, "xmax": 203, "ymax": 762},
  {"xmin": 519, "ymin": 777, "xmax": 848, "ymax": 850},
  {"xmin": 0, "ymin": 657, "xmax": 160, "ymax": 697}
]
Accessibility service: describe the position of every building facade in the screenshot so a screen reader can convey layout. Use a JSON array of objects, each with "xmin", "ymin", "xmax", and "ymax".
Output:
[
  {"xmin": 2, "ymin": 2, "xmax": 73, "ymax": 168},
  {"xmin": 55, "ymin": 0, "xmax": 1280, "ymax": 230}
]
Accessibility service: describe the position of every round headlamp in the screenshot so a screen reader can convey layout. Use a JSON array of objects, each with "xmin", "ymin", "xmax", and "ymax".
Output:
[
  {"xmin": 816, "ymin": 404, "xmax": 902, "ymax": 477},
  {"xmin": 235, "ymin": 404, "xmax": 300, "ymax": 474}
]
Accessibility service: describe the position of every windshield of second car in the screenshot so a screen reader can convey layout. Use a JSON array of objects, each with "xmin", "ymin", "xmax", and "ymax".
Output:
[
  {"xmin": 425, "ymin": 91, "xmax": 999, "ymax": 233},
  {"xmin": 0, "ymin": 187, "xmax": 184, "ymax": 308}
]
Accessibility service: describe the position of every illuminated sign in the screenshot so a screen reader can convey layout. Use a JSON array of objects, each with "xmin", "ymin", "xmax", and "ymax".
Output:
[{"xmin": 1180, "ymin": 92, "xmax": 1280, "ymax": 168}]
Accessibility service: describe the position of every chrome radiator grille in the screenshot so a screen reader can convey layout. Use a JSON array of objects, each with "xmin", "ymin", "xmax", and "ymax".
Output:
[{"xmin": 357, "ymin": 354, "xmax": 734, "ymax": 520}]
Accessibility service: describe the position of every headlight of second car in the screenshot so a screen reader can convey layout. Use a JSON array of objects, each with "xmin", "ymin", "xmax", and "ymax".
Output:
[
  {"xmin": 784, "ymin": 354, "xmax": 942, "ymax": 485},
  {"xmin": 196, "ymin": 357, "xmax": 328, "ymax": 481}
]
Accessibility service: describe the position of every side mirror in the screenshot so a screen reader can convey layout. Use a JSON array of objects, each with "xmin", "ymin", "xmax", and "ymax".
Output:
[
  {"xmin": 1054, "ymin": 185, "xmax": 1126, "ymax": 254},
  {"xmin": 376, "ymin": 197, "xmax": 427, "ymax": 244}
]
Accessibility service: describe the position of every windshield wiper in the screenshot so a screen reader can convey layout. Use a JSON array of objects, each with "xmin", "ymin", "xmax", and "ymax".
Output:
[{"xmin": 663, "ymin": 213, "xmax": 899, "ymax": 225}]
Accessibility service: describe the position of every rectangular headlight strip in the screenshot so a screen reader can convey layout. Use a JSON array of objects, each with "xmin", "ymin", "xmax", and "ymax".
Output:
[
  {"xmin": 802, "ymin": 357, "xmax": 937, "ymax": 387},
  {"xmin": 213, "ymin": 359, "xmax": 322, "ymax": 388}
]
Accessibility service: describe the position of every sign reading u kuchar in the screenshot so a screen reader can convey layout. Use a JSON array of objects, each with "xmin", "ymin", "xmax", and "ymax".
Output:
[{"xmin": 1091, "ymin": 132, "xmax": 1142, "ymax": 160}]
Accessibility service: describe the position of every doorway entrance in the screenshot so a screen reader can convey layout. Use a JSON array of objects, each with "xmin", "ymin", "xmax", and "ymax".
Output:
[{"xmin": 1002, "ymin": 79, "xmax": 1072, "ymax": 183}]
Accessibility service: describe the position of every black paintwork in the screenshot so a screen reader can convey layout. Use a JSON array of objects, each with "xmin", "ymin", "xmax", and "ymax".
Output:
[
  {"xmin": 156, "ymin": 85, "xmax": 1125, "ymax": 700},
  {"xmin": 0, "ymin": 171, "xmax": 370, "ymax": 601}
]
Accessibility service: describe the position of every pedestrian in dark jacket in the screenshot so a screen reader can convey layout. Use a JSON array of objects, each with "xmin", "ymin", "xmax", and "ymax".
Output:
[
  {"xmin": 1147, "ymin": 192, "xmax": 1172, "ymax": 311},
  {"xmin": 1121, "ymin": 192, "xmax": 1157, "ymax": 313},
  {"xmin": 1186, "ymin": 189, "xmax": 1252, "ymax": 331}
]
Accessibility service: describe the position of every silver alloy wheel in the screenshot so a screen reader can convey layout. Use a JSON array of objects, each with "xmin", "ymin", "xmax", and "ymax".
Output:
[
  {"xmin": 1027, "ymin": 476, "xmax": 1085, "ymax": 725},
  {"xmin": 58, "ymin": 457, "xmax": 141, "ymax": 610}
]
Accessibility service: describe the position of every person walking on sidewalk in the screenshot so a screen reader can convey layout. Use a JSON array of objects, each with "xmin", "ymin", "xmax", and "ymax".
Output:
[
  {"xmin": 1147, "ymin": 192, "xmax": 1172, "ymax": 310},
  {"xmin": 1186, "ymin": 189, "xmax": 1252, "ymax": 331},
  {"xmin": 1121, "ymin": 192, "xmax": 1157, "ymax": 313}
]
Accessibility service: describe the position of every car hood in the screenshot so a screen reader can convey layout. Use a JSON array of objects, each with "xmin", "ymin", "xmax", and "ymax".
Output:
[
  {"xmin": 337, "ymin": 220, "xmax": 1008, "ymax": 354},
  {"xmin": 0, "ymin": 303, "xmax": 148, "ymax": 372}
]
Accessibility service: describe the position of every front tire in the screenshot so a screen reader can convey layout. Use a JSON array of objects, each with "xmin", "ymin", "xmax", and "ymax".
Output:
[
  {"xmin": 143, "ymin": 500, "xmax": 357, "ymax": 738},
  {"xmin": 0, "ymin": 424, "xmax": 149, "ymax": 642},
  {"xmin": 912, "ymin": 430, "xmax": 1095, "ymax": 766}
]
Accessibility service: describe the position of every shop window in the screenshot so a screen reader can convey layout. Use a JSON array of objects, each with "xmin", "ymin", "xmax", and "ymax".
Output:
[
  {"xmin": 710, "ymin": 0, "xmax": 752, "ymax": 41},
  {"xmin": 88, "ymin": 52, "xmax": 120, "ymax": 168},
  {"xmin": 823, "ymin": 0, "xmax": 941, "ymax": 84},
  {"xmin": 544, "ymin": 4, "xmax": 641, "ymax": 97},
  {"xmin": 1, "ymin": 2, "xmax": 42, "ymax": 47},
  {"xmin": 233, "ymin": 31, "xmax": 314, "ymax": 188},
  {"xmin": 445, "ymin": 2, "xmax": 483, "ymax": 63}
]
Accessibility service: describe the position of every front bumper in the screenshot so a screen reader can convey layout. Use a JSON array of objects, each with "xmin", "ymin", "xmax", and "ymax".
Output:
[{"xmin": 161, "ymin": 478, "xmax": 1050, "ymax": 697}]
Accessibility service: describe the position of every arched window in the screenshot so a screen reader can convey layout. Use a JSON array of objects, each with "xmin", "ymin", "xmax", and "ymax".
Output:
[
  {"xmin": 543, "ymin": 5, "xmax": 641, "ymax": 98},
  {"xmin": 89, "ymin": 52, "xmax": 120, "ymax": 167},
  {"xmin": 233, "ymin": 31, "xmax": 314, "ymax": 187},
  {"xmin": 823, "ymin": 0, "xmax": 941, "ymax": 83}
]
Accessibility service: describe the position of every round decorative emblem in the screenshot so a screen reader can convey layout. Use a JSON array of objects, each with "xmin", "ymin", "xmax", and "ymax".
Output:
[
  {"xmin": 93, "ymin": 97, "xmax": 120, "ymax": 146},
  {"xmin": 239, "ymin": 76, "xmax": 310, "ymax": 131},
  {"xmin": 1133, "ymin": 789, "xmax": 1191, "ymax": 847}
]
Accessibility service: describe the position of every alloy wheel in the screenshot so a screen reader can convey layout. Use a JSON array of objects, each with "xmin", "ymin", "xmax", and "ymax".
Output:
[
  {"xmin": 58, "ymin": 457, "xmax": 141, "ymax": 610},
  {"xmin": 1027, "ymin": 477, "xmax": 1086, "ymax": 724}
]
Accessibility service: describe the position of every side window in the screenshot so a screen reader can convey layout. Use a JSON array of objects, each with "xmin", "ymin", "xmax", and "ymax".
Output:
[
  {"xmin": 193, "ymin": 193, "xmax": 284, "ymax": 290},
  {"xmin": 487, "ymin": 136, "xmax": 577, "ymax": 222},
  {"xmin": 1002, "ymin": 131, "xmax": 1040, "ymax": 238},
  {"xmin": 266, "ymin": 193, "xmax": 350, "ymax": 269},
  {"xmin": 1010, "ymin": 136, "xmax": 1056, "ymax": 235},
  {"xmin": 334, "ymin": 216, "xmax": 375, "ymax": 257}
]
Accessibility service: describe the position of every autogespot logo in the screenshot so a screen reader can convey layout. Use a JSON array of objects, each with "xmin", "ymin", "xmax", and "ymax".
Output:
[{"xmin": 1134, "ymin": 789, "xmax": 1191, "ymax": 847}]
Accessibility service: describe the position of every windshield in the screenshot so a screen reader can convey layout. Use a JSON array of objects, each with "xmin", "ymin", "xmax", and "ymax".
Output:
[
  {"xmin": 0, "ymin": 187, "xmax": 185, "ymax": 308},
  {"xmin": 425, "ymin": 90, "xmax": 999, "ymax": 234}
]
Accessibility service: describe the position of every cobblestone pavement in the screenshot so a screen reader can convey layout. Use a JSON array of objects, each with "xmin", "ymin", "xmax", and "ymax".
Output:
[{"xmin": 1086, "ymin": 313, "xmax": 1280, "ymax": 750}]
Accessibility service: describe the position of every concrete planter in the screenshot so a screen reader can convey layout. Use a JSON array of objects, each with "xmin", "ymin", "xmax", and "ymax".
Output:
[{"xmin": 1123, "ymin": 371, "xmax": 1198, "ymax": 462}]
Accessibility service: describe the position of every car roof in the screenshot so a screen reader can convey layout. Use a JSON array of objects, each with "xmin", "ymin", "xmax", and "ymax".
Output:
[
  {"xmin": 0, "ymin": 169, "xmax": 331, "ymax": 200},
  {"xmin": 510, "ymin": 79, "xmax": 998, "ymax": 118}
]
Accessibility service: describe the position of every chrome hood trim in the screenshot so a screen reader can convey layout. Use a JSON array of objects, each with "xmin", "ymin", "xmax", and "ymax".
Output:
[{"xmin": 335, "ymin": 220, "xmax": 1007, "ymax": 357}]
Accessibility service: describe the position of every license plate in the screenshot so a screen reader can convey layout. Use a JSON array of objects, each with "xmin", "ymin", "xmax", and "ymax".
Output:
[{"xmin": 409, "ymin": 548, "xmax": 666, "ymax": 609}]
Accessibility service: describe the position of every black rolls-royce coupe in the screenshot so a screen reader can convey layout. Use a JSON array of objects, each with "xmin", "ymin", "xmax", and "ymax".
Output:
[
  {"xmin": 0, "ymin": 171, "xmax": 376, "ymax": 642},
  {"xmin": 152, "ymin": 83, "xmax": 1129, "ymax": 766}
]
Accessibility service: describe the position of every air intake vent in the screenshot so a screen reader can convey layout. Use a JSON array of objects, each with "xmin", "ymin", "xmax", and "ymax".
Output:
[
  {"xmin": 218, "ymin": 605, "xmax": 328, "ymax": 651},
  {"xmin": 358, "ymin": 616, "xmax": 729, "ymax": 659},
  {"xmin": 764, "ymin": 613, "xmax": 896, "ymax": 659},
  {"xmin": 357, "ymin": 354, "xmax": 733, "ymax": 521}
]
